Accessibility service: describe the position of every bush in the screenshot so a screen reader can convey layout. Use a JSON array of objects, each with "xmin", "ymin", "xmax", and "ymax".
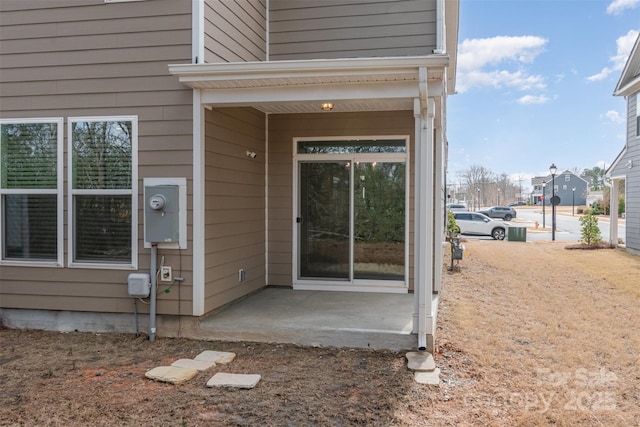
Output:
[
  {"xmin": 579, "ymin": 213, "xmax": 602, "ymax": 245},
  {"xmin": 619, "ymin": 196, "xmax": 625, "ymax": 216},
  {"xmin": 591, "ymin": 200, "xmax": 604, "ymax": 215},
  {"xmin": 447, "ymin": 209, "xmax": 460, "ymax": 240}
]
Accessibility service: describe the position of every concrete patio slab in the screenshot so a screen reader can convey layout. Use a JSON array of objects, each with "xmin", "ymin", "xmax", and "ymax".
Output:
[{"xmin": 194, "ymin": 288, "xmax": 417, "ymax": 351}]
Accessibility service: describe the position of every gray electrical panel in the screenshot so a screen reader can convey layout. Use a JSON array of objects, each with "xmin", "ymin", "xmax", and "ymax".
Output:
[{"xmin": 144, "ymin": 185, "xmax": 179, "ymax": 243}]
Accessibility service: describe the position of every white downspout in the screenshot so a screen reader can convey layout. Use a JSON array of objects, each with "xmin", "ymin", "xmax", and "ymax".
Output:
[{"xmin": 414, "ymin": 67, "xmax": 434, "ymax": 351}]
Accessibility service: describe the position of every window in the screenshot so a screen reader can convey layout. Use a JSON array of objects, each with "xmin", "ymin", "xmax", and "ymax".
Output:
[
  {"xmin": 68, "ymin": 117, "xmax": 137, "ymax": 268},
  {"xmin": 565, "ymin": 174, "xmax": 570, "ymax": 182},
  {"xmin": 1, "ymin": 119, "xmax": 63, "ymax": 265}
]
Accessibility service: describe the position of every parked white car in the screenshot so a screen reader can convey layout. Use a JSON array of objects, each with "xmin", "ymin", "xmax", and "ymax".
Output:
[{"xmin": 453, "ymin": 212, "xmax": 511, "ymax": 240}]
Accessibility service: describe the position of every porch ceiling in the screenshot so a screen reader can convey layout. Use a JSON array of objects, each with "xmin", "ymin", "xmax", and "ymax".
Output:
[{"xmin": 169, "ymin": 56, "xmax": 449, "ymax": 114}]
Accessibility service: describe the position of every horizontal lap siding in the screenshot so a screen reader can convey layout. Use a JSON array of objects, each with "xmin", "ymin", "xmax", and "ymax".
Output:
[
  {"xmin": 268, "ymin": 111, "xmax": 415, "ymax": 288},
  {"xmin": 0, "ymin": 0, "xmax": 194, "ymax": 316},
  {"xmin": 204, "ymin": 108, "xmax": 266, "ymax": 313},
  {"xmin": 269, "ymin": 0, "xmax": 436, "ymax": 60},
  {"xmin": 204, "ymin": 0, "xmax": 267, "ymax": 63},
  {"xmin": 611, "ymin": 93, "xmax": 640, "ymax": 252}
]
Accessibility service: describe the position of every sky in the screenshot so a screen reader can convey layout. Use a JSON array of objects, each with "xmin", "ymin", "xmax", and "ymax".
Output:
[{"xmin": 447, "ymin": 0, "xmax": 640, "ymax": 191}]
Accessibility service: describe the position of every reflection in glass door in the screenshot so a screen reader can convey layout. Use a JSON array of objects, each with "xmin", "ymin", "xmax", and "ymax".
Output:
[
  {"xmin": 298, "ymin": 162, "xmax": 350, "ymax": 279},
  {"xmin": 353, "ymin": 162, "xmax": 405, "ymax": 280},
  {"xmin": 298, "ymin": 159, "xmax": 406, "ymax": 284}
]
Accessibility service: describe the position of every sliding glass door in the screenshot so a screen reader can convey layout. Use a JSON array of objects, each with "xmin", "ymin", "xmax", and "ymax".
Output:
[{"xmin": 295, "ymin": 139, "xmax": 407, "ymax": 289}]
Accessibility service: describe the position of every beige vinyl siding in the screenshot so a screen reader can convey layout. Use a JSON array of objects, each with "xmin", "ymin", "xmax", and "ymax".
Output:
[
  {"xmin": 203, "ymin": 0, "xmax": 267, "ymax": 63},
  {"xmin": 267, "ymin": 111, "xmax": 416, "ymax": 289},
  {"xmin": 0, "ymin": 0, "xmax": 194, "ymax": 316},
  {"xmin": 269, "ymin": 0, "xmax": 436, "ymax": 60},
  {"xmin": 203, "ymin": 108, "xmax": 266, "ymax": 313}
]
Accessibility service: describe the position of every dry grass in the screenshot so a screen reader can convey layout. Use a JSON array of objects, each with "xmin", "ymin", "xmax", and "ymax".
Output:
[
  {"xmin": 0, "ymin": 240, "xmax": 638, "ymax": 426},
  {"xmin": 436, "ymin": 240, "xmax": 640, "ymax": 426}
]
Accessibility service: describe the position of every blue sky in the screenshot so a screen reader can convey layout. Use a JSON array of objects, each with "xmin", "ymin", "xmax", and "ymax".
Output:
[{"xmin": 448, "ymin": 0, "xmax": 640, "ymax": 190}]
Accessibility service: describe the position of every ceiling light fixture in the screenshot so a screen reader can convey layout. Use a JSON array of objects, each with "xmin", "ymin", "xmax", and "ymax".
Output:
[{"xmin": 320, "ymin": 102, "xmax": 334, "ymax": 111}]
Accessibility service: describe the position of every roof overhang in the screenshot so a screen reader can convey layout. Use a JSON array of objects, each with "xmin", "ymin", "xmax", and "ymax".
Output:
[
  {"xmin": 169, "ymin": 56, "xmax": 450, "ymax": 115},
  {"xmin": 614, "ymin": 33, "xmax": 640, "ymax": 97}
]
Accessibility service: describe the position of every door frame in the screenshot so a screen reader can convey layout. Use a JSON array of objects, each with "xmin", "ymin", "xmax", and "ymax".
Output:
[{"xmin": 292, "ymin": 136, "xmax": 410, "ymax": 293}]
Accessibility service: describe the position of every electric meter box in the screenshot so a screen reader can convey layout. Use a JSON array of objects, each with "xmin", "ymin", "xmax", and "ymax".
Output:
[
  {"xmin": 128, "ymin": 273, "xmax": 151, "ymax": 298},
  {"xmin": 144, "ymin": 185, "xmax": 179, "ymax": 243}
]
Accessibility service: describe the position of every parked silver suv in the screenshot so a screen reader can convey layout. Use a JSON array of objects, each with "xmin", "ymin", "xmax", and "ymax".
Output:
[{"xmin": 478, "ymin": 206, "xmax": 517, "ymax": 221}]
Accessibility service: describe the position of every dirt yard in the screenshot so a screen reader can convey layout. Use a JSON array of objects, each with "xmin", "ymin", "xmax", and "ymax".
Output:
[{"xmin": 1, "ymin": 240, "xmax": 639, "ymax": 426}]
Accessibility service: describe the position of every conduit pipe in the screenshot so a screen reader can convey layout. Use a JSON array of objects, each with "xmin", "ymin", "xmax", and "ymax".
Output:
[{"xmin": 149, "ymin": 243, "xmax": 158, "ymax": 341}]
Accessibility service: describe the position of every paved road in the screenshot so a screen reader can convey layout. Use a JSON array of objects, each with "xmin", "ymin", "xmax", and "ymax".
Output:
[
  {"xmin": 464, "ymin": 207, "xmax": 626, "ymax": 242},
  {"xmin": 510, "ymin": 207, "xmax": 625, "ymax": 242}
]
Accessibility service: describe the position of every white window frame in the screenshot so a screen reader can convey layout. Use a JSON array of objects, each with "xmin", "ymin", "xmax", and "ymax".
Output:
[
  {"xmin": 67, "ymin": 116, "xmax": 138, "ymax": 270},
  {"xmin": 291, "ymin": 135, "xmax": 410, "ymax": 294},
  {"xmin": 0, "ymin": 118, "xmax": 64, "ymax": 267}
]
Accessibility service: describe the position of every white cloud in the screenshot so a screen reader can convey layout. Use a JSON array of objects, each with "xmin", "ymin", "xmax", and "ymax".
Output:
[
  {"xmin": 457, "ymin": 36, "xmax": 547, "ymax": 93},
  {"xmin": 602, "ymin": 110, "xmax": 625, "ymax": 124},
  {"xmin": 517, "ymin": 94, "xmax": 550, "ymax": 105},
  {"xmin": 607, "ymin": 0, "xmax": 640, "ymax": 14},
  {"xmin": 587, "ymin": 30, "xmax": 640, "ymax": 81}
]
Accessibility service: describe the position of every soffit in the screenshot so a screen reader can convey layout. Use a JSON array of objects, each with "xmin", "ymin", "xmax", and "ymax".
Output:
[{"xmin": 169, "ymin": 56, "xmax": 448, "ymax": 114}]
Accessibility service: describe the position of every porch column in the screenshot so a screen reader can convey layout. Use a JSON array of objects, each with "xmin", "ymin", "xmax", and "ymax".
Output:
[
  {"xmin": 413, "ymin": 78, "xmax": 436, "ymax": 351},
  {"xmin": 192, "ymin": 89, "xmax": 206, "ymax": 316},
  {"xmin": 609, "ymin": 179, "xmax": 619, "ymax": 247}
]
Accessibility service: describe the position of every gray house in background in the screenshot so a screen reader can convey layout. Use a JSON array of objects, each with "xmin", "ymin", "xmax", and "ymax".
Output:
[
  {"xmin": 530, "ymin": 171, "xmax": 588, "ymax": 207},
  {"xmin": 607, "ymin": 33, "xmax": 640, "ymax": 255},
  {"xmin": 0, "ymin": 0, "xmax": 459, "ymax": 352}
]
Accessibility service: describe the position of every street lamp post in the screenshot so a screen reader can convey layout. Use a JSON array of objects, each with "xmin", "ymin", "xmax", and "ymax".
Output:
[
  {"xmin": 550, "ymin": 163, "xmax": 557, "ymax": 241},
  {"xmin": 542, "ymin": 181, "xmax": 546, "ymax": 228},
  {"xmin": 497, "ymin": 188, "xmax": 500, "ymax": 205},
  {"xmin": 477, "ymin": 188, "xmax": 480, "ymax": 211},
  {"xmin": 572, "ymin": 187, "xmax": 576, "ymax": 216}
]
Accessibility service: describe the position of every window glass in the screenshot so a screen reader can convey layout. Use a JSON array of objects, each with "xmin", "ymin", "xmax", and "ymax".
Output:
[
  {"xmin": 70, "ymin": 118, "xmax": 135, "ymax": 264},
  {"xmin": 72, "ymin": 121, "xmax": 132, "ymax": 190},
  {"xmin": 1, "ymin": 120, "xmax": 61, "ymax": 261},
  {"xmin": 297, "ymin": 139, "xmax": 406, "ymax": 154},
  {"xmin": 74, "ymin": 195, "xmax": 132, "ymax": 262}
]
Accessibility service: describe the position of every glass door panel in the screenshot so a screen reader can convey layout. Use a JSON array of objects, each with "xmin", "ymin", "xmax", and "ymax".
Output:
[
  {"xmin": 353, "ymin": 162, "xmax": 405, "ymax": 280},
  {"xmin": 299, "ymin": 162, "xmax": 350, "ymax": 279}
]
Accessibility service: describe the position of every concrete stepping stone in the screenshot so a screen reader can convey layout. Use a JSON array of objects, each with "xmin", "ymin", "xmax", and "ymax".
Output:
[
  {"xmin": 206, "ymin": 372, "xmax": 261, "ymax": 389},
  {"xmin": 195, "ymin": 350, "xmax": 236, "ymax": 365},
  {"xmin": 171, "ymin": 358, "xmax": 216, "ymax": 371},
  {"xmin": 414, "ymin": 368, "xmax": 441, "ymax": 385},
  {"xmin": 406, "ymin": 351, "xmax": 436, "ymax": 372},
  {"xmin": 145, "ymin": 366, "xmax": 198, "ymax": 384}
]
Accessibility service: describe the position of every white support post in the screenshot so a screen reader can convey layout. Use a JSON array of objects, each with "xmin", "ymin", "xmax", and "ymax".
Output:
[
  {"xmin": 192, "ymin": 89, "xmax": 205, "ymax": 316},
  {"xmin": 609, "ymin": 179, "xmax": 619, "ymax": 246}
]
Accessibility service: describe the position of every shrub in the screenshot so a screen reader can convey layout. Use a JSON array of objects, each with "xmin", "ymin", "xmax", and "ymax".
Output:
[
  {"xmin": 579, "ymin": 213, "xmax": 602, "ymax": 245},
  {"xmin": 619, "ymin": 196, "xmax": 625, "ymax": 216},
  {"xmin": 447, "ymin": 209, "xmax": 460, "ymax": 240}
]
